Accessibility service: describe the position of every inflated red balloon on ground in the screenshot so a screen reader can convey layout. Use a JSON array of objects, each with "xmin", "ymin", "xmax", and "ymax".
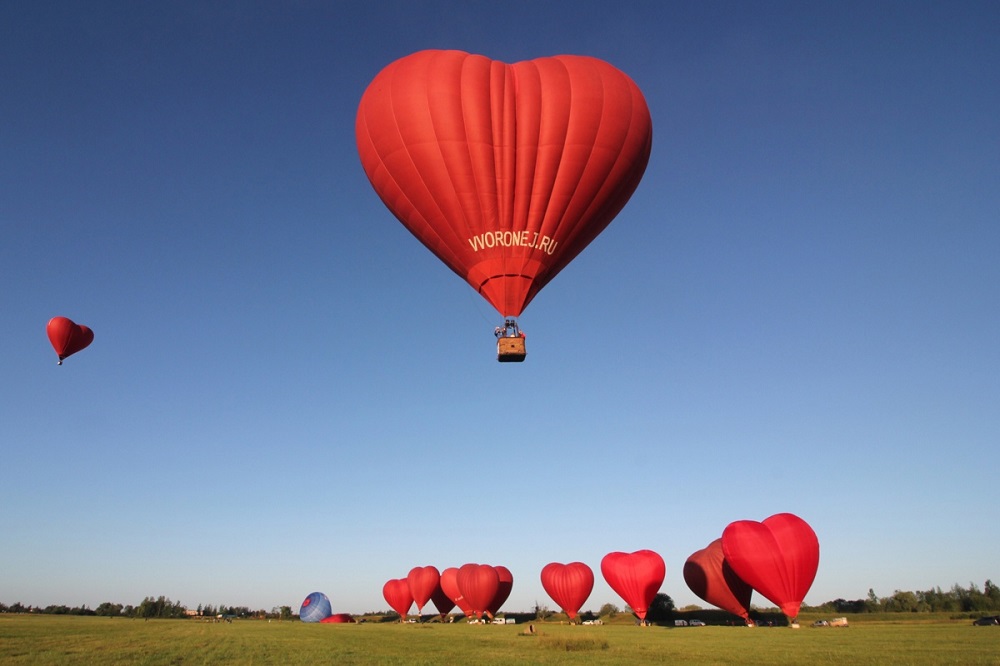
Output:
[
  {"xmin": 486, "ymin": 565, "xmax": 513, "ymax": 619},
  {"xmin": 382, "ymin": 578, "xmax": 413, "ymax": 619},
  {"xmin": 600, "ymin": 550, "xmax": 665, "ymax": 621},
  {"xmin": 407, "ymin": 565, "xmax": 441, "ymax": 613},
  {"xmin": 456, "ymin": 563, "xmax": 499, "ymax": 620},
  {"xmin": 683, "ymin": 539, "xmax": 753, "ymax": 622},
  {"xmin": 721, "ymin": 513, "xmax": 819, "ymax": 620},
  {"xmin": 541, "ymin": 562, "xmax": 594, "ymax": 620},
  {"xmin": 46, "ymin": 316, "xmax": 94, "ymax": 365},
  {"xmin": 440, "ymin": 567, "xmax": 473, "ymax": 616},
  {"xmin": 356, "ymin": 49, "xmax": 652, "ymax": 319},
  {"xmin": 320, "ymin": 613, "xmax": 354, "ymax": 623},
  {"xmin": 429, "ymin": 581, "xmax": 455, "ymax": 619}
]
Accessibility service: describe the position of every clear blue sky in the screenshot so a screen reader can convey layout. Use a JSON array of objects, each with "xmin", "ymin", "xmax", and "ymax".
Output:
[{"xmin": 3, "ymin": 1, "xmax": 998, "ymax": 615}]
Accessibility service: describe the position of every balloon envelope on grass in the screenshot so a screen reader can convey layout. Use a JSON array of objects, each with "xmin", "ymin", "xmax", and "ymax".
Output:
[
  {"xmin": 299, "ymin": 592, "xmax": 332, "ymax": 623},
  {"xmin": 601, "ymin": 550, "xmax": 665, "ymax": 621},
  {"xmin": 683, "ymin": 539, "xmax": 753, "ymax": 622},
  {"xmin": 721, "ymin": 513, "xmax": 819, "ymax": 621},
  {"xmin": 541, "ymin": 562, "xmax": 594, "ymax": 620}
]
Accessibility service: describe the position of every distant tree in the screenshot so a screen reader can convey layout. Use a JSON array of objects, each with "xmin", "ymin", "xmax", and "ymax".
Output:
[
  {"xmin": 598, "ymin": 603, "xmax": 620, "ymax": 618},
  {"xmin": 883, "ymin": 590, "xmax": 920, "ymax": 613},
  {"xmin": 279, "ymin": 606, "xmax": 293, "ymax": 621},
  {"xmin": 95, "ymin": 602, "xmax": 123, "ymax": 617},
  {"xmin": 830, "ymin": 598, "xmax": 867, "ymax": 614},
  {"xmin": 866, "ymin": 588, "xmax": 882, "ymax": 612},
  {"xmin": 532, "ymin": 601, "xmax": 552, "ymax": 620},
  {"xmin": 646, "ymin": 593, "xmax": 674, "ymax": 623},
  {"xmin": 985, "ymin": 580, "xmax": 1000, "ymax": 606}
]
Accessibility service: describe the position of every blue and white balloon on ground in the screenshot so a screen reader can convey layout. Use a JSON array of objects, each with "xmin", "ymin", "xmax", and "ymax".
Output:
[{"xmin": 299, "ymin": 591, "xmax": 332, "ymax": 622}]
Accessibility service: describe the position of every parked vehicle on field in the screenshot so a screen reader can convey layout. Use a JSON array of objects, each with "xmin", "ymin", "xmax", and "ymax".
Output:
[
  {"xmin": 973, "ymin": 615, "xmax": 999, "ymax": 626},
  {"xmin": 689, "ymin": 619, "xmax": 706, "ymax": 626}
]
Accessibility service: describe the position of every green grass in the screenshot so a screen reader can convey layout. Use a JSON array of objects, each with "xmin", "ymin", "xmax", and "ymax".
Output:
[{"xmin": 1, "ymin": 615, "xmax": 998, "ymax": 665}]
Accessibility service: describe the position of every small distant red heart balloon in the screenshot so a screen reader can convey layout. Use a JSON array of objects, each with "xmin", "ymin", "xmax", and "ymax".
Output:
[
  {"xmin": 541, "ymin": 562, "xmax": 594, "ymax": 620},
  {"xmin": 456, "ymin": 563, "xmax": 499, "ymax": 620},
  {"xmin": 600, "ymin": 549, "xmax": 665, "ymax": 620},
  {"xmin": 440, "ymin": 567, "xmax": 473, "ymax": 616},
  {"xmin": 721, "ymin": 513, "xmax": 819, "ymax": 620},
  {"xmin": 406, "ymin": 566, "xmax": 441, "ymax": 613},
  {"xmin": 46, "ymin": 316, "xmax": 94, "ymax": 364},
  {"xmin": 683, "ymin": 539, "xmax": 753, "ymax": 621},
  {"xmin": 382, "ymin": 578, "xmax": 413, "ymax": 618}
]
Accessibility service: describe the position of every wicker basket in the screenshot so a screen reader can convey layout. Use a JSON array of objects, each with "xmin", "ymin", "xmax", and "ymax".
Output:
[{"xmin": 497, "ymin": 336, "xmax": 526, "ymax": 362}]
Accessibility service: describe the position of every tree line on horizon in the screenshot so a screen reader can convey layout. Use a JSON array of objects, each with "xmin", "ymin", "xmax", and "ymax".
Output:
[
  {"xmin": 3, "ymin": 581, "xmax": 998, "ymax": 619},
  {"xmin": 803, "ymin": 580, "xmax": 1000, "ymax": 614},
  {"xmin": 0, "ymin": 596, "xmax": 292, "ymax": 620}
]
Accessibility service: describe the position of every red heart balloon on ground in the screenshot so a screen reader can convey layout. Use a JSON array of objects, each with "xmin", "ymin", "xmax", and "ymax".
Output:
[
  {"xmin": 381, "ymin": 578, "xmax": 413, "ymax": 619},
  {"xmin": 721, "ymin": 513, "xmax": 819, "ymax": 620},
  {"xmin": 46, "ymin": 316, "xmax": 94, "ymax": 364},
  {"xmin": 683, "ymin": 539, "xmax": 753, "ymax": 622},
  {"xmin": 600, "ymin": 550, "xmax": 665, "ymax": 620},
  {"xmin": 440, "ymin": 567, "xmax": 473, "ymax": 617},
  {"xmin": 456, "ymin": 563, "xmax": 499, "ymax": 620},
  {"xmin": 541, "ymin": 562, "xmax": 594, "ymax": 620},
  {"xmin": 407, "ymin": 565, "xmax": 441, "ymax": 613},
  {"xmin": 486, "ymin": 565, "xmax": 513, "ymax": 618},
  {"xmin": 356, "ymin": 49, "xmax": 652, "ymax": 318}
]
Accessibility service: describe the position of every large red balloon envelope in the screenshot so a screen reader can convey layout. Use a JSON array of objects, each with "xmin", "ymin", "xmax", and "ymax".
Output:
[
  {"xmin": 356, "ymin": 49, "xmax": 652, "ymax": 319},
  {"xmin": 382, "ymin": 578, "xmax": 413, "ymax": 619},
  {"xmin": 407, "ymin": 565, "xmax": 441, "ymax": 614},
  {"xmin": 600, "ymin": 550, "xmax": 665, "ymax": 621},
  {"xmin": 683, "ymin": 539, "xmax": 753, "ymax": 622},
  {"xmin": 721, "ymin": 513, "xmax": 820, "ymax": 620},
  {"xmin": 456, "ymin": 563, "xmax": 499, "ymax": 620},
  {"xmin": 486, "ymin": 565, "xmax": 513, "ymax": 619},
  {"xmin": 46, "ymin": 316, "xmax": 94, "ymax": 365},
  {"xmin": 440, "ymin": 567, "xmax": 473, "ymax": 617},
  {"xmin": 541, "ymin": 562, "xmax": 594, "ymax": 620}
]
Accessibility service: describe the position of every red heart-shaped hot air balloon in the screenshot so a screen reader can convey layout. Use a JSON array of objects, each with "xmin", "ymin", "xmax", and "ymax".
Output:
[
  {"xmin": 356, "ymin": 49, "xmax": 652, "ymax": 319},
  {"xmin": 486, "ymin": 565, "xmax": 513, "ymax": 619},
  {"xmin": 600, "ymin": 550, "xmax": 665, "ymax": 621},
  {"xmin": 46, "ymin": 316, "xmax": 94, "ymax": 365},
  {"xmin": 683, "ymin": 539, "xmax": 753, "ymax": 622},
  {"xmin": 541, "ymin": 562, "xmax": 594, "ymax": 620},
  {"xmin": 407, "ymin": 565, "xmax": 441, "ymax": 614},
  {"xmin": 456, "ymin": 563, "xmax": 499, "ymax": 620},
  {"xmin": 382, "ymin": 578, "xmax": 413, "ymax": 619},
  {"xmin": 440, "ymin": 567, "xmax": 473, "ymax": 617},
  {"xmin": 429, "ymin": 580, "xmax": 455, "ymax": 619},
  {"xmin": 721, "ymin": 513, "xmax": 819, "ymax": 621}
]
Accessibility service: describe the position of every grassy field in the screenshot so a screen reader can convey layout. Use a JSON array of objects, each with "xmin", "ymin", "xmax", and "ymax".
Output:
[{"xmin": 1, "ymin": 614, "xmax": 998, "ymax": 665}]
